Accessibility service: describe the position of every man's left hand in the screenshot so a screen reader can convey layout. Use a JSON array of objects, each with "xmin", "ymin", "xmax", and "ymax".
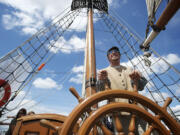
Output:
[{"xmin": 129, "ymin": 71, "xmax": 141, "ymax": 81}]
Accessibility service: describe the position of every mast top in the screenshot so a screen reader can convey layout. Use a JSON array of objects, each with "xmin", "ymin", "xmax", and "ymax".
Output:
[{"xmin": 71, "ymin": 0, "xmax": 108, "ymax": 13}]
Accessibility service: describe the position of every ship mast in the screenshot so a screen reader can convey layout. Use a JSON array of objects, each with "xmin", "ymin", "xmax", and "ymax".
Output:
[
  {"xmin": 85, "ymin": 4, "xmax": 96, "ymax": 98},
  {"xmin": 71, "ymin": 0, "xmax": 108, "ymax": 98}
]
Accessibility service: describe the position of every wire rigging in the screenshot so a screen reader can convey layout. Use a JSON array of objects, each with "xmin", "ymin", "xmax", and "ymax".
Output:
[{"xmin": 95, "ymin": 5, "xmax": 180, "ymax": 121}]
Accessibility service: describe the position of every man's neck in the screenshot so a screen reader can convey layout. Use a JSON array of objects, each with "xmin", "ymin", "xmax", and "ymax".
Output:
[{"xmin": 110, "ymin": 61, "xmax": 120, "ymax": 67}]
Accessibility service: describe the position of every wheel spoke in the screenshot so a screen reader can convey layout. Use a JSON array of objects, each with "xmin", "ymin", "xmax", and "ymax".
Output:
[
  {"xmin": 113, "ymin": 113, "xmax": 124, "ymax": 134},
  {"xmin": 128, "ymin": 114, "xmax": 136, "ymax": 135},
  {"xmin": 143, "ymin": 125, "xmax": 153, "ymax": 135},
  {"xmin": 99, "ymin": 122, "xmax": 113, "ymax": 135}
]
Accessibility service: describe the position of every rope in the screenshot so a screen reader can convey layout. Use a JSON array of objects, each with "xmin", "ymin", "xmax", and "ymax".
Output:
[
  {"xmin": 0, "ymin": 9, "xmax": 81, "ymax": 116},
  {"xmin": 95, "ymin": 8, "xmax": 180, "ymax": 121}
]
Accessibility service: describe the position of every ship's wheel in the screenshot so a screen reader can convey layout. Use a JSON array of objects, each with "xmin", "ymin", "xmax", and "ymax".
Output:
[{"xmin": 59, "ymin": 89, "xmax": 180, "ymax": 135}]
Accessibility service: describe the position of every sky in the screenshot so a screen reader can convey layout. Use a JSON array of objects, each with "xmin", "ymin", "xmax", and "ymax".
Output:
[{"xmin": 0, "ymin": 0, "xmax": 180, "ymax": 130}]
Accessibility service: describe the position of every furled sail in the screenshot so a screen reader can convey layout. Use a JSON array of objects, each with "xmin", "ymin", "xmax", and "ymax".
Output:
[{"xmin": 146, "ymin": 0, "xmax": 162, "ymax": 24}]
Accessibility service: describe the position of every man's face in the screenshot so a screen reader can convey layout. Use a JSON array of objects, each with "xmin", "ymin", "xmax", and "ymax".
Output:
[{"xmin": 108, "ymin": 49, "xmax": 120, "ymax": 62}]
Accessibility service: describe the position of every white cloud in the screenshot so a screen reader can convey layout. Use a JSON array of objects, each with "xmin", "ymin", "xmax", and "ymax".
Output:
[
  {"xmin": 69, "ymin": 35, "xmax": 85, "ymax": 50},
  {"xmin": 22, "ymin": 27, "xmax": 38, "ymax": 35},
  {"xmin": 121, "ymin": 53, "xmax": 180, "ymax": 75},
  {"xmin": 0, "ymin": 0, "xmax": 70, "ymax": 18},
  {"xmin": 69, "ymin": 9, "xmax": 99, "ymax": 32},
  {"xmin": 150, "ymin": 53, "xmax": 180, "ymax": 74},
  {"xmin": 164, "ymin": 53, "xmax": 180, "ymax": 65},
  {"xmin": 108, "ymin": 0, "xmax": 127, "ymax": 8},
  {"xmin": 69, "ymin": 65, "xmax": 84, "ymax": 84},
  {"xmin": 120, "ymin": 53, "xmax": 180, "ymax": 91},
  {"xmin": 140, "ymin": 90, "xmax": 169, "ymax": 104},
  {"xmin": 70, "ymin": 13, "xmax": 87, "ymax": 32},
  {"xmin": 0, "ymin": 0, "xmax": 120, "ymax": 35},
  {"xmin": 2, "ymin": 11, "xmax": 44, "ymax": 35},
  {"xmin": 172, "ymin": 105, "xmax": 180, "ymax": 120},
  {"xmin": 49, "ymin": 35, "xmax": 85, "ymax": 54},
  {"xmin": 33, "ymin": 77, "xmax": 62, "ymax": 90},
  {"xmin": 69, "ymin": 73, "xmax": 83, "ymax": 84},
  {"xmin": 0, "ymin": 0, "xmax": 70, "ymax": 35},
  {"xmin": 2, "ymin": 14, "xmax": 15, "ymax": 30},
  {"xmin": 72, "ymin": 65, "xmax": 84, "ymax": 73},
  {"xmin": 172, "ymin": 105, "xmax": 180, "ymax": 112}
]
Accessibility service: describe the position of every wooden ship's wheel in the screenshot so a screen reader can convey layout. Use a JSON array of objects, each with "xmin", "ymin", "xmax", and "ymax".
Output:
[{"xmin": 59, "ymin": 89, "xmax": 180, "ymax": 135}]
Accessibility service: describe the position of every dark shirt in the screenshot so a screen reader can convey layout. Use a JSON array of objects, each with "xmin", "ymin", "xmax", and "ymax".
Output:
[{"xmin": 5, "ymin": 118, "xmax": 17, "ymax": 135}]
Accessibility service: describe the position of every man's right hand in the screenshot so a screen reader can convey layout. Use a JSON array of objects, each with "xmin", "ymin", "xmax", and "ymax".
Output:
[{"xmin": 98, "ymin": 70, "xmax": 108, "ymax": 80}]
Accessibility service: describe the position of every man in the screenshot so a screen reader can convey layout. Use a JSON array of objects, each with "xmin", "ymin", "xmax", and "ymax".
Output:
[
  {"xmin": 97, "ymin": 46, "xmax": 147, "ymax": 92},
  {"xmin": 97, "ymin": 46, "xmax": 148, "ymax": 134}
]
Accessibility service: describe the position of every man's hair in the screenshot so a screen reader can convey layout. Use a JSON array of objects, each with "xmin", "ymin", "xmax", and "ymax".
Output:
[
  {"xmin": 16, "ymin": 108, "xmax": 27, "ymax": 118},
  {"xmin": 107, "ymin": 46, "xmax": 120, "ymax": 57}
]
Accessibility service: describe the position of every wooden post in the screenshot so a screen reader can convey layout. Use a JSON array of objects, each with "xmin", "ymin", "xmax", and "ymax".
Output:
[
  {"xmin": 142, "ymin": 0, "xmax": 180, "ymax": 48},
  {"xmin": 85, "ymin": 8, "xmax": 97, "ymax": 98}
]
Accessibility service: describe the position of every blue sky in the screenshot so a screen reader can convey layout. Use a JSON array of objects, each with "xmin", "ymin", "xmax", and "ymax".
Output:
[{"xmin": 0, "ymin": 0, "xmax": 180, "ymax": 129}]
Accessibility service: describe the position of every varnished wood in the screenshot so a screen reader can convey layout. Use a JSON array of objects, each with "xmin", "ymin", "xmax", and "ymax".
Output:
[
  {"xmin": 142, "ymin": 0, "xmax": 180, "ymax": 48},
  {"xmin": 88, "ymin": 130, "xmax": 93, "ymax": 135},
  {"xmin": 17, "ymin": 113, "xmax": 67, "ymax": 122},
  {"xmin": 78, "ymin": 103, "xmax": 170, "ymax": 135},
  {"xmin": 143, "ymin": 97, "xmax": 173, "ymax": 135},
  {"xmin": 143, "ymin": 125, "xmax": 153, "ymax": 135},
  {"xmin": 93, "ymin": 125, "xmax": 98, "ymax": 135},
  {"xmin": 99, "ymin": 122, "xmax": 113, "ymax": 135},
  {"xmin": 12, "ymin": 120, "xmax": 22, "ymax": 135},
  {"xmin": 128, "ymin": 114, "xmax": 136, "ymax": 135},
  {"xmin": 85, "ymin": 9, "xmax": 96, "ymax": 97},
  {"xmin": 128, "ymin": 82, "xmax": 138, "ymax": 135},
  {"xmin": 69, "ymin": 87, "xmax": 83, "ymax": 103},
  {"xmin": 60, "ymin": 90, "xmax": 180, "ymax": 135},
  {"xmin": 113, "ymin": 113, "xmax": 124, "ymax": 134},
  {"xmin": 162, "ymin": 97, "xmax": 172, "ymax": 110},
  {"xmin": 40, "ymin": 119, "xmax": 61, "ymax": 131},
  {"xmin": 13, "ymin": 114, "xmax": 67, "ymax": 135},
  {"xmin": 156, "ymin": 0, "xmax": 180, "ymax": 30}
]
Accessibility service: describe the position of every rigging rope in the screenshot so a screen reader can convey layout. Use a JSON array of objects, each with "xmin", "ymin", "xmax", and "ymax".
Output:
[
  {"xmin": 0, "ymin": 8, "xmax": 81, "ymax": 116},
  {"xmin": 95, "ymin": 6, "xmax": 180, "ymax": 121}
]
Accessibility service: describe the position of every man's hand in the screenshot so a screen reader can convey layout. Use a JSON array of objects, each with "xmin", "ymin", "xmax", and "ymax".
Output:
[
  {"xmin": 129, "ymin": 71, "xmax": 141, "ymax": 81},
  {"xmin": 98, "ymin": 70, "xmax": 108, "ymax": 80}
]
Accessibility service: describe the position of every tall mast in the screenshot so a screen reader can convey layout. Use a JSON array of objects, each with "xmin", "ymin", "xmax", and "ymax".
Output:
[
  {"xmin": 85, "ymin": 7, "xmax": 97, "ymax": 97},
  {"xmin": 71, "ymin": 0, "xmax": 108, "ymax": 98}
]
